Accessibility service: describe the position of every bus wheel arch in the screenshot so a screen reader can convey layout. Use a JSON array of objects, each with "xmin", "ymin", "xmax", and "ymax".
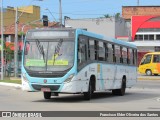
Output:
[
  {"xmin": 145, "ymin": 69, "xmax": 152, "ymax": 76},
  {"xmin": 90, "ymin": 75, "xmax": 96, "ymax": 93},
  {"xmin": 112, "ymin": 76, "xmax": 126, "ymax": 96},
  {"xmin": 83, "ymin": 75, "xmax": 96, "ymax": 100}
]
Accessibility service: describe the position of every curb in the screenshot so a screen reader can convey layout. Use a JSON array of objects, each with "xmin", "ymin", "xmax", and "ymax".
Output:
[
  {"xmin": 0, "ymin": 82, "xmax": 21, "ymax": 89},
  {"xmin": 138, "ymin": 77, "xmax": 160, "ymax": 80}
]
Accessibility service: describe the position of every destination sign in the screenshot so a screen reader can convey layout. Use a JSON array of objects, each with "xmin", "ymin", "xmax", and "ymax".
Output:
[{"xmin": 26, "ymin": 30, "xmax": 75, "ymax": 39}]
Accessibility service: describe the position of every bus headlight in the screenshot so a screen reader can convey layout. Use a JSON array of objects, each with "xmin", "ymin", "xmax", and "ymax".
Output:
[
  {"xmin": 64, "ymin": 74, "xmax": 74, "ymax": 83},
  {"xmin": 22, "ymin": 73, "xmax": 29, "ymax": 83}
]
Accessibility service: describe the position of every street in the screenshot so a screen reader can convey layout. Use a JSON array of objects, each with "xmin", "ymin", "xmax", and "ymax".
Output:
[{"xmin": 0, "ymin": 80, "xmax": 160, "ymax": 111}]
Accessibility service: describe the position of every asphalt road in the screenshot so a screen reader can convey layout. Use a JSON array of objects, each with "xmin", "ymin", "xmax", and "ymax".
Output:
[
  {"xmin": 0, "ymin": 80, "xmax": 160, "ymax": 111},
  {"xmin": 0, "ymin": 80, "xmax": 160, "ymax": 120}
]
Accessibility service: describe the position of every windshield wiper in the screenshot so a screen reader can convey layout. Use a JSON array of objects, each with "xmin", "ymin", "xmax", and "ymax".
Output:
[
  {"xmin": 35, "ymin": 39, "xmax": 45, "ymax": 63},
  {"xmin": 53, "ymin": 39, "xmax": 63, "ymax": 65}
]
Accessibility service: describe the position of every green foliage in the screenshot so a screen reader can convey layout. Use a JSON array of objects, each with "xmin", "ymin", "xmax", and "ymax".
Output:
[
  {"xmin": 115, "ymin": 13, "xmax": 121, "ymax": 19},
  {"xmin": 18, "ymin": 31, "xmax": 25, "ymax": 36},
  {"xmin": 104, "ymin": 14, "xmax": 110, "ymax": 18},
  {"xmin": 0, "ymin": 79, "xmax": 21, "ymax": 84}
]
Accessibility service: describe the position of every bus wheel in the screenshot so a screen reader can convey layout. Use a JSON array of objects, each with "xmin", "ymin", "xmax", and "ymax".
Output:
[
  {"xmin": 146, "ymin": 70, "xmax": 152, "ymax": 76},
  {"xmin": 119, "ymin": 79, "xmax": 126, "ymax": 96},
  {"xmin": 43, "ymin": 92, "xmax": 51, "ymax": 99},
  {"xmin": 154, "ymin": 74, "xmax": 158, "ymax": 76},
  {"xmin": 112, "ymin": 78, "xmax": 126, "ymax": 96},
  {"xmin": 84, "ymin": 81, "xmax": 92, "ymax": 100}
]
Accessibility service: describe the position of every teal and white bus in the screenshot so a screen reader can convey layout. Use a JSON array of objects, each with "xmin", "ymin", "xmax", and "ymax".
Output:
[{"xmin": 22, "ymin": 28, "xmax": 137, "ymax": 100}]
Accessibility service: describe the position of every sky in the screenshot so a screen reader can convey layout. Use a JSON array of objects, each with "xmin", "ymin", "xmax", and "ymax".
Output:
[{"xmin": 2, "ymin": 0, "xmax": 160, "ymax": 22}]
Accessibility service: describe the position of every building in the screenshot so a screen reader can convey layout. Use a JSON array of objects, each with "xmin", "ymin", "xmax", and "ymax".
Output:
[
  {"xmin": 0, "ymin": 5, "xmax": 40, "ymax": 27},
  {"xmin": 65, "ymin": 17, "xmax": 128, "ymax": 40},
  {"xmin": 122, "ymin": 6, "xmax": 160, "ymax": 64}
]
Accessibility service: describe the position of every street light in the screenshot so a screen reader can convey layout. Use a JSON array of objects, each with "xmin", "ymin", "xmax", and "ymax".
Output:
[
  {"xmin": 1, "ymin": 0, "xmax": 4, "ymax": 80},
  {"xmin": 14, "ymin": 0, "xmax": 44, "ymax": 77},
  {"xmin": 21, "ymin": 19, "xmax": 42, "ymax": 42}
]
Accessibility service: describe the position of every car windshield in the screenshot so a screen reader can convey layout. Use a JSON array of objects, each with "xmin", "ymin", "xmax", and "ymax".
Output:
[{"xmin": 24, "ymin": 39, "xmax": 75, "ymax": 72}]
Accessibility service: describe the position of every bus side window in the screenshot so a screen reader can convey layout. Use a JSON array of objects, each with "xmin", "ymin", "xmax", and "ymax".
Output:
[
  {"xmin": 104, "ymin": 43, "xmax": 108, "ymax": 61},
  {"xmin": 153, "ymin": 55, "xmax": 160, "ymax": 63},
  {"xmin": 133, "ymin": 50, "xmax": 137, "ymax": 66},
  {"xmin": 78, "ymin": 36, "xmax": 87, "ymax": 65},
  {"xmin": 98, "ymin": 41, "xmax": 105, "ymax": 61},
  {"xmin": 122, "ymin": 47, "xmax": 127, "ymax": 64},
  {"xmin": 141, "ymin": 55, "xmax": 152, "ymax": 65},
  {"xmin": 112, "ymin": 45, "xmax": 116, "ymax": 63},
  {"xmin": 120, "ymin": 46, "xmax": 123, "ymax": 63},
  {"xmin": 89, "ymin": 40, "xmax": 95, "ymax": 60},
  {"xmin": 115, "ymin": 45, "xmax": 120, "ymax": 63},
  {"xmin": 108, "ymin": 43, "xmax": 113, "ymax": 63}
]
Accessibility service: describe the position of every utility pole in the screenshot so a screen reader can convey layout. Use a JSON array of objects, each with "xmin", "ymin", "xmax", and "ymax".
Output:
[
  {"xmin": 1, "ymin": 0, "xmax": 4, "ymax": 80},
  {"xmin": 14, "ymin": 7, "xmax": 18, "ymax": 77},
  {"xmin": 59, "ymin": 0, "xmax": 62, "ymax": 28},
  {"xmin": 137, "ymin": 0, "xmax": 139, "ymax": 6}
]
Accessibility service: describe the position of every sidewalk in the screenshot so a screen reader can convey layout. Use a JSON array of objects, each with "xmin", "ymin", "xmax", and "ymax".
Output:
[
  {"xmin": 0, "ymin": 82, "xmax": 21, "ymax": 88},
  {"xmin": 0, "ymin": 77, "xmax": 21, "ymax": 88},
  {"xmin": 137, "ymin": 73, "xmax": 160, "ymax": 80},
  {"xmin": 138, "ymin": 76, "xmax": 160, "ymax": 80}
]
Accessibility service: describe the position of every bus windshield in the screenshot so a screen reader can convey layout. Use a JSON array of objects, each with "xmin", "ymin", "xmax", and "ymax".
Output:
[{"xmin": 24, "ymin": 39, "xmax": 75, "ymax": 72}]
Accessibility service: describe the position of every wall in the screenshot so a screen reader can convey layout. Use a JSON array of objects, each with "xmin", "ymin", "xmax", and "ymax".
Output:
[
  {"xmin": 122, "ymin": 6, "xmax": 160, "ymax": 20},
  {"xmin": 131, "ymin": 16, "xmax": 160, "ymax": 40},
  {"xmin": 0, "ymin": 6, "xmax": 40, "ymax": 27},
  {"xmin": 65, "ymin": 18, "xmax": 116, "ymax": 38},
  {"xmin": 115, "ymin": 18, "xmax": 128, "ymax": 38}
]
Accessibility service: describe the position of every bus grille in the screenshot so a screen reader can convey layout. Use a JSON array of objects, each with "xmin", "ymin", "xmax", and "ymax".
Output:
[
  {"xmin": 28, "ymin": 72, "xmax": 65, "ymax": 78},
  {"xmin": 31, "ymin": 84, "xmax": 60, "ymax": 91}
]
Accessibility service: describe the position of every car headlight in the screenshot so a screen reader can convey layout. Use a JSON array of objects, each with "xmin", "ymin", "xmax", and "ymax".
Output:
[
  {"xmin": 64, "ymin": 74, "xmax": 74, "ymax": 83},
  {"xmin": 22, "ymin": 73, "xmax": 29, "ymax": 83}
]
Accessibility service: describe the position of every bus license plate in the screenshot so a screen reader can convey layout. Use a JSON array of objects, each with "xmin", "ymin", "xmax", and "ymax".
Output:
[{"xmin": 41, "ymin": 88, "xmax": 51, "ymax": 92}]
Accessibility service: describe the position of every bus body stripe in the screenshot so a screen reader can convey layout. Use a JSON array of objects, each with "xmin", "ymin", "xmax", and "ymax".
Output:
[{"xmin": 100, "ymin": 64, "xmax": 105, "ymax": 90}]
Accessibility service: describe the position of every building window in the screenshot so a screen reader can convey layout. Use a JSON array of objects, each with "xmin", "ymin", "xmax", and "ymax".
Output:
[
  {"xmin": 155, "ymin": 47, "xmax": 160, "ymax": 52},
  {"xmin": 144, "ymin": 35, "xmax": 149, "ymax": 40},
  {"xmin": 156, "ymin": 35, "xmax": 160, "ymax": 40},
  {"xmin": 135, "ymin": 35, "xmax": 138, "ymax": 40},
  {"xmin": 135, "ymin": 35, "xmax": 143, "ymax": 40},
  {"xmin": 149, "ymin": 35, "xmax": 154, "ymax": 40},
  {"xmin": 139, "ymin": 35, "xmax": 143, "ymax": 40}
]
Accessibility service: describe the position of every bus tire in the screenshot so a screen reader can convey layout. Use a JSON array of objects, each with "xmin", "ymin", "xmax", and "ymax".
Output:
[
  {"xmin": 43, "ymin": 92, "xmax": 51, "ymax": 99},
  {"xmin": 146, "ymin": 69, "xmax": 152, "ymax": 76},
  {"xmin": 84, "ymin": 81, "xmax": 92, "ymax": 100},
  {"xmin": 118, "ymin": 78, "xmax": 126, "ymax": 96},
  {"xmin": 154, "ymin": 74, "xmax": 158, "ymax": 76},
  {"xmin": 112, "ymin": 78, "xmax": 126, "ymax": 96}
]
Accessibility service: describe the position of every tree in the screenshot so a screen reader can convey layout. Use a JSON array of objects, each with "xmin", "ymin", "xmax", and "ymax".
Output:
[
  {"xmin": 115, "ymin": 13, "xmax": 121, "ymax": 19},
  {"xmin": 0, "ymin": 39, "xmax": 14, "ymax": 62},
  {"xmin": 104, "ymin": 14, "xmax": 110, "ymax": 18}
]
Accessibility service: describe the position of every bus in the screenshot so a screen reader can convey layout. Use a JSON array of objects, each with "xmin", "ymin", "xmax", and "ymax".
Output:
[
  {"xmin": 138, "ymin": 52, "xmax": 160, "ymax": 76},
  {"xmin": 21, "ymin": 28, "xmax": 137, "ymax": 100}
]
